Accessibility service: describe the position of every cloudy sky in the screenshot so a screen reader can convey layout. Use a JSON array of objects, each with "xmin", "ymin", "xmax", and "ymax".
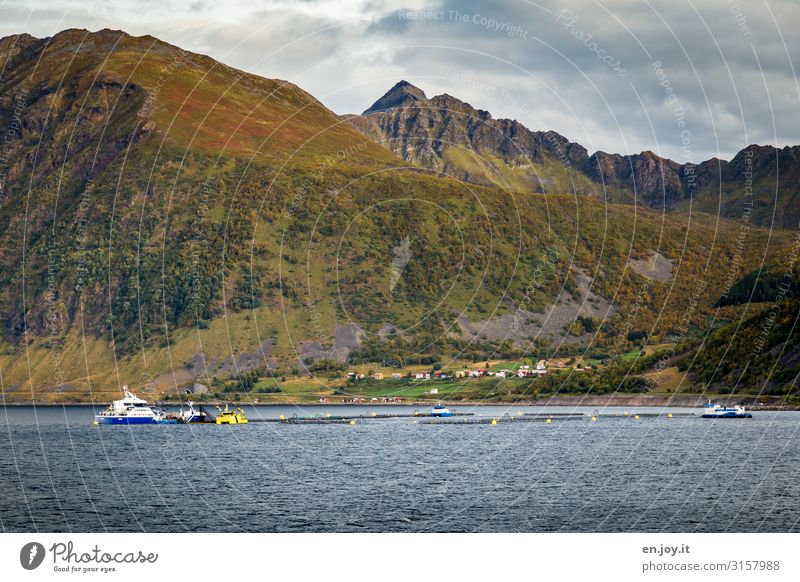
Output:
[{"xmin": 2, "ymin": 0, "xmax": 798, "ymax": 161}]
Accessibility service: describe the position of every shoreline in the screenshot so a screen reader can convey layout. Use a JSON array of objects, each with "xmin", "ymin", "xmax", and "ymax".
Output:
[{"xmin": 5, "ymin": 393, "xmax": 798, "ymax": 410}]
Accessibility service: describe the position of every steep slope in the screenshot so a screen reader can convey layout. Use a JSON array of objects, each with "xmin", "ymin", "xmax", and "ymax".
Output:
[
  {"xmin": 348, "ymin": 81, "xmax": 595, "ymax": 196},
  {"xmin": 676, "ymin": 296, "xmax": 800, "ymax": 395},
  {"xmin": 0, "ymin": 28, "xmax": 396, "ymax": 175},
  {"xmin": 350, "ymin": 81, "xmax": 800, "ymax": 227},
  {"xmin": 0, "ymin": 30, "xmax": 795, "ymax": 402},
  {"xmin": 0, "ymin": 27, "xmax": 397, "ymax": 336}
]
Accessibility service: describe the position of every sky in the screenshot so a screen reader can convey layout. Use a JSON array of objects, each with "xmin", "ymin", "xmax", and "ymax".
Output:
[{"xmin": 2, "ymin": 0, "xmax": 799, "ymax": 161}]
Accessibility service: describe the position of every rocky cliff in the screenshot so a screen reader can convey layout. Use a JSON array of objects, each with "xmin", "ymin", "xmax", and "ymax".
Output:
[{"xmin": 350, "ymin": 81, "xmax": 800, "ymax": 226}]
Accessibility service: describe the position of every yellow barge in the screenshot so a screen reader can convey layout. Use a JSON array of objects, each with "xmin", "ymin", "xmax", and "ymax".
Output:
[{"xmin": 215, "ymin": 404, "xmax": 249, "ymax": 425}]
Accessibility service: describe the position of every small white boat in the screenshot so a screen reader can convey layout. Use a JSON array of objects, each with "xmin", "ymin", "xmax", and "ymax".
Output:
[
  {"xmin": 431, "ymin": 405, "xmax": 453, "ymax": 417},
  {"xmin": 701, "ymin": 401, "xmax": 752, "ymax": 419},
  {"xmin": 94, "ymin": 387, "xmax": 175, "ymax": 425}
]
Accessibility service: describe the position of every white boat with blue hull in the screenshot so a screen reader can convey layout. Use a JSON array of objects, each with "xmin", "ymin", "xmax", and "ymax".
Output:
[
  {"xmin": 431, "ymin": 404, "xmax": 454, "ymax": 417},
  {"xmin": 178, "ymin": 402, "xmax": 208, "ymax": 423},
  {"xmin": 701, "ymin": 401, "xmax": 752, "ymax": 419},
  {"xmin": 94, "ymin": 387, "xmax": 175, "ymax": 425}
]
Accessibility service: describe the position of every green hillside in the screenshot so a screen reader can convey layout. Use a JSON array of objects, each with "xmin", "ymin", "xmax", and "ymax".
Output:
[
  {"xmin": 676, "ymin": 297, "xmax": 800, "ymax": 395},
  {"xmin": 0, "ymin": 30, "xmax": 796, "ymax": 402}
]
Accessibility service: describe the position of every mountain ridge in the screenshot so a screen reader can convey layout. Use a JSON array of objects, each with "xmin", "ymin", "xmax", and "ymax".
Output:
[{"xmin": 349, "ymin": 80, "xmax": 800, "ymax": 227}]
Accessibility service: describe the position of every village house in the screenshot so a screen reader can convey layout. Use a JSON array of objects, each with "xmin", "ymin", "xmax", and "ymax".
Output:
[
  {"xmin": 391, "ymin": 372, "xmax": 402, "ymax": 380},
  {"xmin": 524, "ymin": 360, "xmax": 547, "ymax": 375},
  {"xmin": 415, "ymin": 371, "xmax": 431, "ymax": 380},
  {"xmin": 372, "ymin": 372, "xmax": 383, "ymax": 380}
]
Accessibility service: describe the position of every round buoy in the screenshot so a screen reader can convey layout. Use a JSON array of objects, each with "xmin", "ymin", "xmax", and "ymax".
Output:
[
  {"xmin": 591, "ymin": 416, "xmax": 597, "ymax": 422},
  {"xmin": 634, "ymin": 415, "xmax": 640, "ymax": 420},
  {"xmin": 372, "ymin": 412, "xmax": 376, "ymax": 417},
  {"xmin": 667, "ymin": 413, "xmax": 673, "ymax": 418},
  {"xmin": 349, "ymin": 420, "xmax": 356, "ymax": 425},
  {"xmin": 546, "ymin": 418, "xmax": 552, "ymax": 424},
  {"xmin": 491, "ymin": 419, "xmax": 497, "ymax": 425},
  {"xmin": 623, "ymin": 411, "xmax": 629, "ymax": 416},
  {"xmin": 279, "ymin": 414, "xmax": 285, "ymax": 420}
]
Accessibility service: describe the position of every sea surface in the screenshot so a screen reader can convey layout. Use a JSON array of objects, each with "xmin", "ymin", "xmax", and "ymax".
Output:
[{"xmin": 1, "ymin": 404, "xmax": 799, "ymax": 532}]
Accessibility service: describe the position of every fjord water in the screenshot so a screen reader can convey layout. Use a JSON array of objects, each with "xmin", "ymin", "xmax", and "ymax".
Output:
[{"xmin": 1, "ymin": 405, "xmax": 798, "ymax": 532}]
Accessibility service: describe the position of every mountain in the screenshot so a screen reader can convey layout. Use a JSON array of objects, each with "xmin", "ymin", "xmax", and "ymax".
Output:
[
  {"xmin": 350, "ymin": 81, "xmax": 800, "ymax": 228},
  {"xmin": 0, "ymin": 29, "xmax": 397, "ymax": 168},
  {"xmin": 0, "ymin": 30, "xmax": 795, "ymax": 402},
  {"xmin": 363, "ymin": 80, "xmax": 427, "ymax": 113},
  {"xmin": 348, "ymin": 80, "xmax": 594, "ymax": 197}
]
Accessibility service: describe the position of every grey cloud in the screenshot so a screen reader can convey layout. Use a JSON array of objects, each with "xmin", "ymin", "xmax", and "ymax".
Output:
[
  {"xmin": 339, "ymin": 0, "xmax": 800, "ymax": 160},
  {"xmin": 1, "ymin": 0, "xmax": 797, "ymax": 161},
  {"xmin": 365, "ymin": 10, "xmax": 415, "ymax": 34}
]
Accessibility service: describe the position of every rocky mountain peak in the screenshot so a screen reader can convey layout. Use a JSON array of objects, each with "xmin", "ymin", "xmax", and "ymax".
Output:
[{"xmin": 363, "ymin": 80, "xmax": 428, "ymax": 113}]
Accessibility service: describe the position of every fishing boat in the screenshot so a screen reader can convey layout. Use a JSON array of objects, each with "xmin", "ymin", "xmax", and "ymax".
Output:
[
  {"xmin": 431, "ymin": 404, "xmax": 454, "ymax": 417},
  {"xmin": 215, "ymin": 404, "xmax": 249, "ymax": 425},
  {"xmin": 179, "ymin": 401, "xmax": 210, "ymax": 423},
  {"xmin": 701, "ymin": 401, "xmax": 752, "ymax": 419},
  {"xmin": 94, "ymin": 387, "xmax": 174, "ymax": 425}
]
